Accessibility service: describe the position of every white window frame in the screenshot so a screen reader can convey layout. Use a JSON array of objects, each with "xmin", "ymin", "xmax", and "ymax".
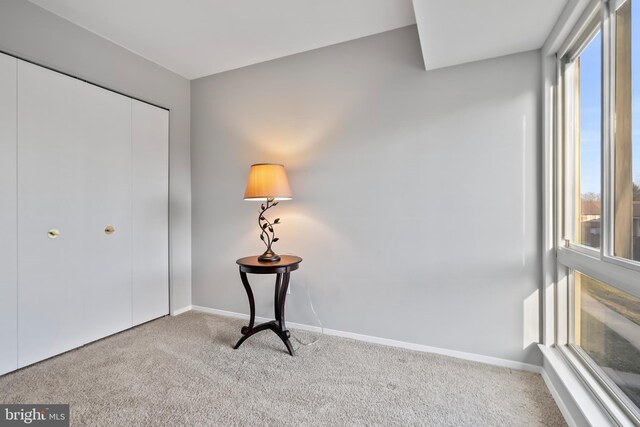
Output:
[{"xmin": 547, "ymin": 0, "xmax": 640, "ymax": 424}]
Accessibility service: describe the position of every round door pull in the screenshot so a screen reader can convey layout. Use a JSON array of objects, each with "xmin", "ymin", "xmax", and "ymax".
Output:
[
  {"xmin": 47, "ymin": 229, "xmax": 60, "ymax": 239},
  {"xmin": 104, "ymin": 226, "xmax": 115, "ymax": 235}
]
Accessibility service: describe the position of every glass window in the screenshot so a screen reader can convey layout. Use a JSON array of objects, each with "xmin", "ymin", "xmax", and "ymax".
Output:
[
  {"xmin": 574, "ymin": 32, "xmax": 602, "ymax": 249},
  {"xmin": 574, "ymin": 271, "xmax": 640, "ymax": 410},
  {"xmin": 614, "ymin": 1, "xmax": 640, "ymax": 262},
  {"xmin": 557, "ymin": 1, "xmax": 640, "ymax": 421}
]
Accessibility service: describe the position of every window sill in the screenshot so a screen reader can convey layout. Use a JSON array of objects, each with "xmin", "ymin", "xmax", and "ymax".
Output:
[{"xmin": 539, "ymin": 344, "xmax": 637, "ymax": 426}]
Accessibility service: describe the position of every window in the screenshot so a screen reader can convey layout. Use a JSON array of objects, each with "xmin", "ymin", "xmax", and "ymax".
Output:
[
  {"xmin": 574, "ymin": 31, "xmax": 603, "ymax": 249},
  {"xmin": 573, "ymin": 271, "xmax": 640, "ymax": 409},
  {"xmin": 555, "ymin": 0, "xmax": 640, "ymax": 422}
]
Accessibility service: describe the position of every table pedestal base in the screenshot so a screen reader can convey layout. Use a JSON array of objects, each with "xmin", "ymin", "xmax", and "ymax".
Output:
[
  {"xmin": 233, "ymin": 270, "xmax": 295, "ymax": 356},
  {"xmin": 234, "ymin": 320, "xmax": 294, "ymax": 356}
]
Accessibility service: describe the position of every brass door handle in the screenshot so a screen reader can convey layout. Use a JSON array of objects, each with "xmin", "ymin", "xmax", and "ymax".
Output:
[
  {"xmin": 104, "ymin": 226, "xmax": 115, "ymax": 235},
  {"xmin": 47, "ymin": 229, "xmax": 60, "ymax": 239}
]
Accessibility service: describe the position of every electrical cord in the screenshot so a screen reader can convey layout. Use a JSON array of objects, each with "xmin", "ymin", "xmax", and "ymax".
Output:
[
  {"xmin": 281, "ymin": 253, "xmax": 323, "ymax": 349},
  {"xmin": 289, "ymin": 283, "xmax": 322, "ymax": 348}
]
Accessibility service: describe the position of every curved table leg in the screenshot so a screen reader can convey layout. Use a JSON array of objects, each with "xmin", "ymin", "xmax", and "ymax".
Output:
[
  {"xmin": 276, "ymin": 273, "xmax": 294, "ymax": 355},
  {"xmin": 234, "ymin": 321, "xmax": 277, "ymax": 349},
  {"xmin": 239, "ymin": 271, "xmax": 255, "ymax": 335},
  {"xmin": 277, "ymin": 273, "xmax": 290, "ymax": 332},
  {"xmin": 266, "ymin": 323, "xmax": 295, "ymax": 356},
  {"xmin": 273, "ymin": 273, "xmax": 283, "ymax": 321},
  {"xmin": 233, "ymin": 269, "xmax": 294, "ymax": 356}
]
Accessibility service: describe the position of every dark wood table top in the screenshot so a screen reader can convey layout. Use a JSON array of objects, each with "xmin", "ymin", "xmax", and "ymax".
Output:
[{"xmin": 236, "ymin": 255, "xmax": 302, "ymax": 274}]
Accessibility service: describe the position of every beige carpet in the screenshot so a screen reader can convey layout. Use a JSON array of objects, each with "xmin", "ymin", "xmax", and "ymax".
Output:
[{"xmin": 0, "ymin": 312, "xmax": 565, "ymax": 426}]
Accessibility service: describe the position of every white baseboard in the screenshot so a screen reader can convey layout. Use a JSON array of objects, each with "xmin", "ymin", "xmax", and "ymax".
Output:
[
  {"xmin": 189, "ymin": 305, "xmax": 540, "ymax": 373},
  {"xmin": 322, "ymin": 327, "xmax": 541, "ymax": 373},
  {"xmin": 171, "ymin": 305, "xmax": 193, "ymax": 316}
]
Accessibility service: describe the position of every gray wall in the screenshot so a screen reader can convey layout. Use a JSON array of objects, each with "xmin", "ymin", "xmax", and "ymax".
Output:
[
  {"xmin": 191, "ymin": 26, "xmax": 542, "ymax": 365},
  {"xmin": 0, "ymin": 0, "xmax": 191, "ymax": 311}
]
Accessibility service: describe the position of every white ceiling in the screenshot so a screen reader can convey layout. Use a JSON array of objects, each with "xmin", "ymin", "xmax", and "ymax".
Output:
[
  {"xmin": 27, "ymin": 0, "xmax": 568, "ymax": 79},
  {"xmin": 412, "ymin": 0, "xmax": 569, "ymax": 71},
  {"xmin": 27, "ymin": 0, "xmax": 416, "ymax": 80}
]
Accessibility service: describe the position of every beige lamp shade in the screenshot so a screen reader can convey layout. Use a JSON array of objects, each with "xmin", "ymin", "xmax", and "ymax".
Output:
[{"xmin": 243, "ymin": 163, "xmax": 292, "ymax": 201}]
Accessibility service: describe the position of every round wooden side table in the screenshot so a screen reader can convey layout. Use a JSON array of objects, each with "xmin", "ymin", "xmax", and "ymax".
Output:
[{"xmin": 233, "ymin": 255, "xmax": 302, "ymax": 356}]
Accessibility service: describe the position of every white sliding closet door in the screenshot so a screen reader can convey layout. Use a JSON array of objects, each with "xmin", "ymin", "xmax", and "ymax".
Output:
[
  {"xmin": 17, "ymin": 61, "xmax": 132, "ymax": 367},
  {"xmin": 0, "ymin": 53, "xmax": 17, "ymax": 375},
  {"xmin": 132, "ymin": 100, "xmax": 169, "ymax": 325},
  {"xmin": 77, "ymin": 79, "xmax": 133, "ymax": 344}
]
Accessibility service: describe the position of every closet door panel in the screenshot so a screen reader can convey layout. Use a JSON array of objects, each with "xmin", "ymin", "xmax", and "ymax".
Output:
[
  {"xmin": 17, "ymin": 61, "xmax": 133, "ymax": 366},
  {"xmin": 132, "ymin": 101, "xmax": 169, "ymax": 325},
  {"xmin": 0, "ymin": 53, "xmax": 17, "ymax": 375},
  {"xmin": 18, "ymin": 60, "xmax": 89, "ymax": 366},
  {"xmin": 76, "ymin": 83, "xmax": 132, "ymax": 343}
]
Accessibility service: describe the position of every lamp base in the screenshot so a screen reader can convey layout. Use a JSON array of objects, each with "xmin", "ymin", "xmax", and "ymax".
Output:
[{"xmin": 258, "ymin": 249, "xmax": 281, "ymax": 262}]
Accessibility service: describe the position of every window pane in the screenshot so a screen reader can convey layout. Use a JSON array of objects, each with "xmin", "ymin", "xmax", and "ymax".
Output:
[
  {"xmin": 574, "ymin": 272, "xmax": 640, "ymax": 410},
  {"xmin": 614, "ymin": 0, "xmax": 640, "ymax": 262},
  {"xmin": 576, "ymin": 32, "xmax": 602, "ymax": 248}
]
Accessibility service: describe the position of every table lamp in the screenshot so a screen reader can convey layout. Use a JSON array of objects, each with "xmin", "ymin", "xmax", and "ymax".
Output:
[{"xmin": 243, "ymin": 163, "xmax": 292, "ymax": 262}]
